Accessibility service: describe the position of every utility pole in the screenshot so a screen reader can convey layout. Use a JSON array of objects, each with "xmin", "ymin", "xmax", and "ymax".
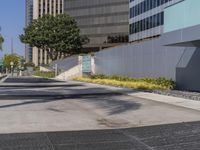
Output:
[{"xmin": 11, "ymin": 37, "xmax": 13, "ymax": 54}]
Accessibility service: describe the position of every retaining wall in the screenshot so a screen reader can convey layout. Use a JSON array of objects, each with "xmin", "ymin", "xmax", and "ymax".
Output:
[{"xmin": 94, "ymin": 38, "xmax": 200, "ymax": 91}]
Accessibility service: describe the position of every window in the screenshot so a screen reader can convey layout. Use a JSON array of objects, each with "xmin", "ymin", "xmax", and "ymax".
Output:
[
  {"xmin": 129, "ymin": 12, "xmax": 164, "ymax": 34},
  {"xmin": 130, "ymin": 0, "xmax": 172, "ymax": 18}
]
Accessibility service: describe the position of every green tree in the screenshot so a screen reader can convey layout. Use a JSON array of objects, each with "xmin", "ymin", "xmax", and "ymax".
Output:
[
  {"xmin": 20, "ymin": 14, "xmax": 87, "ymax": 61},
  {"xmin": 3, "ymin": 54, "xmax": 20, "ymax": 73},
  {"xmin": 0, "ymin": 35, "xmax": 4, "ymax": 50}
]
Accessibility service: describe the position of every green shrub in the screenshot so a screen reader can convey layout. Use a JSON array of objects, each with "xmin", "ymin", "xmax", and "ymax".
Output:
[
  {"xmin": 89, "ymin": 75, "xmax": 175, "ymax": 90},
  {"xmin": 24, "ymin": 62, "xmax": 35, "ymax": 68},
  {"xmin": 34, "ymin": 71, "xmax": 55, "ymax": 78},
  {"xmin": 90, "ymin": 74, "xmax": 107, "ymax": 79}
]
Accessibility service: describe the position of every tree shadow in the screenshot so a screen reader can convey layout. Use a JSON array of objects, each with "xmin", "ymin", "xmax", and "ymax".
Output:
[
  {"xmin": 0, "ymin": 88, "xmax": 141, "ymax": 115},
  {"xmin": 0, "ymin": 84, "xmax": 84, "ymax": 88},
  {"xmin": 4, "ymin": 77, "xmax": 64, "ymax": 83}
]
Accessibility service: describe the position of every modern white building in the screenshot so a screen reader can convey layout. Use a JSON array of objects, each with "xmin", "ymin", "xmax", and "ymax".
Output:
[
  {"xmin": 129, "ymin": 0, "xmax": 182, "ymax": 42},
  {"xmin": 27, "ymin": 0, "xmax": 64, "ymax": 66}
]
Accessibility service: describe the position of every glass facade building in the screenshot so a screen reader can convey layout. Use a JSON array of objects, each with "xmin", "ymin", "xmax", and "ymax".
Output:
[
  {"xmin": 25, "ymin": 0, "xmax": 33, "ymax": 63},
  {"xmin": 129, "ymin": 0, "xmax": 182, "ymax": 42}
]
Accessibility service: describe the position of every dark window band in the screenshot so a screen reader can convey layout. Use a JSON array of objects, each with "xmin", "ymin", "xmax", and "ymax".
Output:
[
  {"xmin": 65, "ymin": 1, "xmax": 128, "ymax": 11},
  {"xmin": 81, "ymin": 32, "xmax": 128, "ymax": 38},
  {"xmin": 129, "ymin": 12, "xmax": 164, "ymax": 34},
  {"xmin": 78, "ymin": 22, "xmax": 128, "ymax": 29},
  {"xmin": 130, "ymin": 0, "xmax": 172, "ymax": 18},
  {"xmin": 70, "ymin": 12, "xmax": 128, "ymax": 19}
]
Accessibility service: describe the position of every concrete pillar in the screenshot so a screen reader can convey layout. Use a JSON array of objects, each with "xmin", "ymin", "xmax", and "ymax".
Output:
[
  {"xmin": 44, "ymin": 50, "xmax": 48, "ymax": 64},
  {"xmin": 53, "ymin": 0, "xmax": 56, "ymax": 16},
  {"xmin": 32, "ymin": 47, "xmax": 39, "ymax": 66},
  {"xmin": 40, "ymin": 49, "xmax": 43, "ymax": 65},
  {"xmin": 33, "ymin": 0, "xmax": 39, "ymax": 19},
  {"xmin": 41, "ymin": 0, "xmax": 43, "ymax": 16},
  {"xmin": 49, "ymin": 0, "xmax": 52, "ymax": 14},
  {"xmin": 45, "ymin": 0, "xmax": 48, "ymax": 14},
  {"xmin": 58, "ymin": 0, "xmax": 60, "ymax": 14},
  {"xmin": 91, "ymin": 56, "xmax": 95, "ymax": 75}
]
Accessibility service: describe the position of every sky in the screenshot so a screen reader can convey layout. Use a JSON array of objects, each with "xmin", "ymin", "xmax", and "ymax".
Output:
[{"xmin": 0, "ymin": 0, "xmax": 25, "ymax": 59}]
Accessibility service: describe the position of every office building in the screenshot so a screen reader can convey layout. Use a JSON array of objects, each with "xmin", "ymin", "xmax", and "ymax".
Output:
[
  {"xmin": 64, "ymin": 0, "xmax": 129, "ymax": 52},
  {"xmin": 32, "ymin": 0, "xmax": 64, "ymax": 66},
  {"xmin": 25, "ymin": 0, "xmax": 33, "ymax": 63},
  {"xmin": 129, "ymin": 0, "xmax": 182, "ymax": 42},
  {"xmin": 94, "ymin": 0, "xmax": 200, "ymax": 91}
]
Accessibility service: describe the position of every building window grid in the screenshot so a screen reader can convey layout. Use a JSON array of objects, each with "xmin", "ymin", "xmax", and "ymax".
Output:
[
  {"xmin": 130, "ymin": 0, "xmax": 173, "ymax": 19},
  {"xmin": 129, "ymin": 12, "xmax": 164, "ymax": 34}
]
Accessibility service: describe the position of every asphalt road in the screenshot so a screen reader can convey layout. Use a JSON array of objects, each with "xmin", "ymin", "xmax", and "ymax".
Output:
[{"xmin": 0, "ymin": 76, "xmax": 200, "ymax": 150}]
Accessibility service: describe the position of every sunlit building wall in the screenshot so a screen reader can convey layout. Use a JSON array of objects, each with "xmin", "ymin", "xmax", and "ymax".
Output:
[{"xmin": 32, "ymin": 0, "xmax": 64, "ymax": 66}]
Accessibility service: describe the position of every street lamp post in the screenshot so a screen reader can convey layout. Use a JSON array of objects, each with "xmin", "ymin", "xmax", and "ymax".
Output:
[
  {"xmin": 53, "ymin": 64, "xmax": 58, "ymax": 76},
  {"xmin": 10, "ymin": 61, "xmax": 14, "ymax": 77}
]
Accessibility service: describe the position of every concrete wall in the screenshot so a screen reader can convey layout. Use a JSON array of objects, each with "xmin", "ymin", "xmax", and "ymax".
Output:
[
  {"xmin": 39, "ymin": 66, "xmax": 52, "ymax": 72},
  {"xmin": 94, "ymin": 38, "xmax": 200, "ymax": 91},
  {"xmin": 51, "ymin": 55, "xmax": 82, "ymax": 80},
  {"xmin": 55, "ymin": 64, "xmax": 82, "ymax": 80}
]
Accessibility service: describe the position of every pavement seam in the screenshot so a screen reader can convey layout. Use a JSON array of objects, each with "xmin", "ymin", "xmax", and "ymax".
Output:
[
  {"xmin": 45, "ymin": 133, "xmax": 55, "ymax": 150},
  {"xmin": 119, "ymin": 130, "xmax": 155, "ymax": 150}
]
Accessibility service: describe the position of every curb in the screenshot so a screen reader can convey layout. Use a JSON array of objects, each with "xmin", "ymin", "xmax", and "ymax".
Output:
[
  {"xmin": 71, "ymin": 80, "xmax": 200, "ymax": 112},
  {"xmin": 0, "ymin": 75, "xmax": 8, "ymax": 83}
]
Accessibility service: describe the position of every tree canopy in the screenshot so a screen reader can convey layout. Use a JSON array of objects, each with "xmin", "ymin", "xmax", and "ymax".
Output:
[
  {"xmin": 3, "ymin": 54, "xmax": 20, "ymax": 73},
  {"xmin": 20, "ymin": 14, "xmax": 87, "ymax": 61},
  {"xmin": 0, "ymin": 35, "xmax": 4, "ymax": 50}
]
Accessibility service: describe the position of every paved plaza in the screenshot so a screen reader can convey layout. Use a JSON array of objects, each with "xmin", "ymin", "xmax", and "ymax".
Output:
[{"xmin": 0, "ymin": 77, "xmax": 200, "ymax": 149}]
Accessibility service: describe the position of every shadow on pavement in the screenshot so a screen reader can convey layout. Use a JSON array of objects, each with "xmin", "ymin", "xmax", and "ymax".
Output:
[
  {"xmin": 0, "ymin": 77, "xmax": 142, "ymax": 115},
  {"xmin": 4, "ymin": 77, "xmax": 64, "ymax": 83},
  {"xmin": 0, "ymin": 92, "xmax": 141, "ymax": 115},
  {"xmin": 0, "ymin": 84, "xmax": 84, "ymax": 88}
]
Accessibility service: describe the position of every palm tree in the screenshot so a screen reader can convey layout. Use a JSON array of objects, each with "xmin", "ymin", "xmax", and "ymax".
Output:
[{"xmin": 0, "ymin": 35, "xmax": 4, "ymax": 50}]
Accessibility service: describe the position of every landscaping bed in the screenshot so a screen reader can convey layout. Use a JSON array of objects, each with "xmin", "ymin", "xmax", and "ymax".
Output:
[
  {"xmin": 74, "ymin": 75, "xmax": 200, "ymax": 101},
  {"xmin": 73, "ymin": 75, "xmax": 175, "ymax": 91},
  {"xmin": 34, "ymin": 71, "xmax": 55, "ymax": 78}
]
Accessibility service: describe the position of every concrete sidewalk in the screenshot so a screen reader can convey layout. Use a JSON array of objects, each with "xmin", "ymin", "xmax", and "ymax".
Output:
[
  {"xmin": 0, "ymin": 77, "xmax": 200, "ymax": 134},
  {"xmin": 72, "ymin": 81, "xmax": 200, "ymax": 112}
]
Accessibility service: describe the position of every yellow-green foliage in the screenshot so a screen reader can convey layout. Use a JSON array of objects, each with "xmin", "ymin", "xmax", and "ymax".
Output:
[
  {"xmin": 74, "ymin": 75, "xmax": 175, "ymax": 90},
  {"xmin": 3, "ymin": 54, "xmax": 21, "ymax": 73},
  {"xmin": 34, "ymin": 71, "xmax": 55, "ymax": 78}
]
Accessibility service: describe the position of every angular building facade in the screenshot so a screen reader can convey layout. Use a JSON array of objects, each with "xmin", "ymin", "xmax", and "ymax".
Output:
[
  {"xmin": 32, "ymin": 0, "xmax": 64, "ymax": 66},
  {"xmin": 25, "ymin": 0, "xmax": 33, "ymax": 63},
  {"xmin": 94, "ymin": 0, "xmax": 200, "ymax": 91},
  {"xmin": 64, "ymin": 0, "xmax": 129, "ymax": 51},
  {"xmin": 129, "ymin": 0, "xmax": 182, "ymax": 42}
]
